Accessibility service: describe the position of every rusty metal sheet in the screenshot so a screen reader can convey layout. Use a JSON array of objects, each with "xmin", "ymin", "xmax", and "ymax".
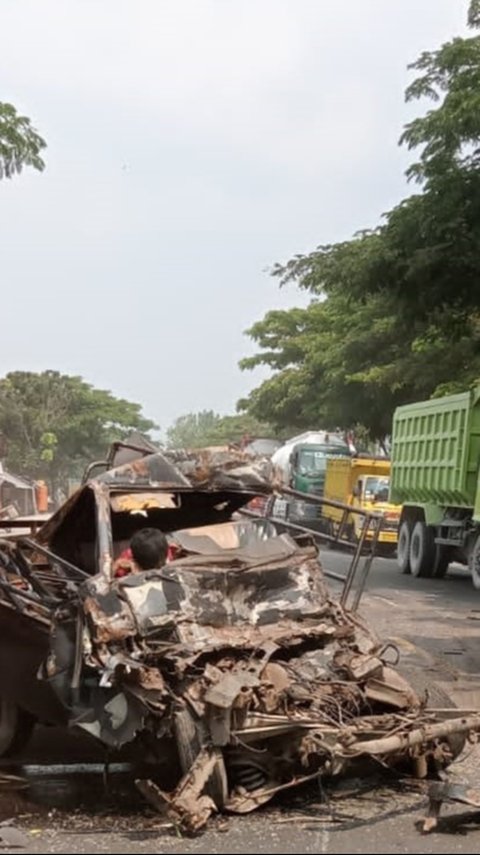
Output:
[
  {"xmin": 164, "ymin": 447, "xmax": 273, "ymax": 493},
  {"xmin": 137, "ymin": 748, "xmax": 220, "ymax": 832},
  {"xmin": 365, "ymin": 665, "xmax": 421, "ymax": 709},
  {"xmin": 204, "ymin": 671, "xmax": 260, "ymax": 709},
  {"xmin": 83, "ymin": 594, "xmax": 136, "ymax": 643},
  {"xmin": 364, "ymin": 678, "xmax": 417, "ymax": 709}
]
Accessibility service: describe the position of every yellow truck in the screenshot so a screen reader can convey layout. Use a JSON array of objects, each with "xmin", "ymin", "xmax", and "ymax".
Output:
[{"xmin": 323, "ymin": 456, "xmax": 401, "ymax": 553}]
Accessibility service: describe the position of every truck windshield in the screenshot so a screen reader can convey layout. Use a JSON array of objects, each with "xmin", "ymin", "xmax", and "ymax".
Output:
[
  {"xmin": 363, "ymin": 476, "xmax": 390, "ymax": 502},
  {"xmin": 298, "ymin": 446, "xmax": 350, "ymax": 475}
]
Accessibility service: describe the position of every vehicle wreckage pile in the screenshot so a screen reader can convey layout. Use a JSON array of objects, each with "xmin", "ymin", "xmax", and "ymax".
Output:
[{"xmin": 0, "ymin": 445, "xmax": 479, "ymax": 832}]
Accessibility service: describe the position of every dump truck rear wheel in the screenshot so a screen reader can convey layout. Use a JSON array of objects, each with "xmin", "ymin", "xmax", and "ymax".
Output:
[
  {"xmin": 397, "ymin": 521, "xmax": 411, "ymax": 574},
  {"xmin": 409, "ymin": 521, "xmax": 435, "ymax": 578},
  {"xmin": 470, "ymin": 535, "xmax": 480, "ymax": 590}
]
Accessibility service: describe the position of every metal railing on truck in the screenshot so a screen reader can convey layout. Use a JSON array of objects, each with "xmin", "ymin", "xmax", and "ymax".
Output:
[{"xmin": 241, "ymin": 486, "xmax": 384, "ymax": 612}]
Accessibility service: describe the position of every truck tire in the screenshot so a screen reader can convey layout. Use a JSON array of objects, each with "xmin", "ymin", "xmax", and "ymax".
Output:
[
  {"xmin": 409, "ymin": 521, "xmax": 435, "ymax": 578},
  {"xmin": 470, "ymin": 534, "xmax": 480, "ymax": 590},
  {"xmin": 397, "ymin": 520, "xmax": 411, "ymax": 574}
]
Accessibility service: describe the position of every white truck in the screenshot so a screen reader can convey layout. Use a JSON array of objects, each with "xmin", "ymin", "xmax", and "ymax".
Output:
[{"xmin": 268, "ymin": 431, "xmax": 352, "ymax": 527}]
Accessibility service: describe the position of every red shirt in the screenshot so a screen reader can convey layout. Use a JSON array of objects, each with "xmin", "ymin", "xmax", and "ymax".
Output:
[
  {"xmin": 113, "ymin": 544, "xmax": 177, "ymax": 578},
  {"xmin": 113, "ymin": 547, "xmax": 135, "ymax": 578}
]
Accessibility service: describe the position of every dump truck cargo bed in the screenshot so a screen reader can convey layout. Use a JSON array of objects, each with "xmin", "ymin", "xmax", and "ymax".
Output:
[{"xmin": 391, "ymin": 389, "xmax": 480, "ymax": 508}]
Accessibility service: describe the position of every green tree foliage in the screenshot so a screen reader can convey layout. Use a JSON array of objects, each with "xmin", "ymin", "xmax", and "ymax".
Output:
[
  {"xmin": 0, "ymin": 103, "xmax": 46, "ymax": 179},
  {"xmin": 240, "ymin": 294, "xmax": 480, "ymax": 440},
  {"xmin": 0, "ymin": 371, "xmax": 155, "ymax": 488},
  {"xmin": 240, "ymin": 3, "xmax": 480, "ymax": 440},
  {"xmin": 166, "ymin": 410, "xmax": 276, "ymax": 449},
  {"xmin": 166, "ymin": 411, "xmax": 222, "ymax": 448}
]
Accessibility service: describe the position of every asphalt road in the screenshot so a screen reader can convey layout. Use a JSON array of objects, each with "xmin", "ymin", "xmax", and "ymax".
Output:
[
  {"xmin": 2, "ymin": 549, "xmax": 480, "ymax": 854},
  {"xmin": 325, "ymin": 548, "xmax": 480, "ymax": 701}
]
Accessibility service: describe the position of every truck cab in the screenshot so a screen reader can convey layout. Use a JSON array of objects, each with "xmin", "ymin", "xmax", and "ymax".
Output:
[
  {"xmin": 270, "ymin": 432, "xmax": 351, "ymax": 526},
  {"xmin": 323, "ymin": 456, "xmax": 401, "ymax": 552}
]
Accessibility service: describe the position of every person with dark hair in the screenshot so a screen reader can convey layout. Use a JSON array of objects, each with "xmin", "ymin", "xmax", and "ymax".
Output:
[
  {"xmin": 113, "ymin": 527, "xmax": 168, "ymax": 578},
  {"xmin": 130, "ymin": 528, "xmax": 168, "ymax": 570}
]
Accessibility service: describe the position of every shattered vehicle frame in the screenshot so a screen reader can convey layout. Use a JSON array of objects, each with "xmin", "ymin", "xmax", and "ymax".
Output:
[{"xmin": 0, "ymin": 445, "xmax": 476, "ymax": 832}]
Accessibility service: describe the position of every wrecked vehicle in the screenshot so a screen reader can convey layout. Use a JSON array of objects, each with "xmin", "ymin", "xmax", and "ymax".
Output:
[{"xmin": 0, "ymin": 446, "xmax": 476, "ymax": 831}]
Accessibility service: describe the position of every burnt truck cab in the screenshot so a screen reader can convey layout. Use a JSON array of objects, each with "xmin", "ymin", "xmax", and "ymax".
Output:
[
  {"xmin": 0, "ymin": 445, "xmax": 465, "ymax": 831},
  {"xmin": 0, "ymin": 447, "xmax": 274, "ymax": 754}
]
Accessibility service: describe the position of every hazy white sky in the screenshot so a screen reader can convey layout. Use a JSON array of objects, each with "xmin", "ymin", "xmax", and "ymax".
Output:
[{"xmin": 0, "ymin": 0, "xmax": 468, "ymax": 434}]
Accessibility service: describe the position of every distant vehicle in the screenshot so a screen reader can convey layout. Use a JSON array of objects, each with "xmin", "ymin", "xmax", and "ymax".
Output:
[
  {"xmin": 391, "ymin": 386, "xmax": 480, "ymax": 586},
  {"xmin": 322, "ymin": 456, "xmax": 401, "ymax": 554},
  {"xmin": 269, "ymin": 431, "xmax": 352, "ymax": 527}
]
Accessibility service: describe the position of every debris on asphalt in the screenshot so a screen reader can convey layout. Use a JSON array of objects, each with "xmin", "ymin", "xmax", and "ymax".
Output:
[{"xmin": 423, "ymin": 780, "xmax": 480, "ymax": 833}]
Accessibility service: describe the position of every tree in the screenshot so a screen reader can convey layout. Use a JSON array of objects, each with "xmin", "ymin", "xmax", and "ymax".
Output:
[
  {"xmin": 0, "ymin": 371, "xmax": 155, "ymax": 489},
  {"xmin": 0, "ymin": 103, "xmax": 46, "ymax": 179},
  {"xmin": 240, "ymin": 291, "xmax": 480, "ymax": 440},
  {"xmin": 401, "ymin": 1, "xmax": 480, "ymax": 184},
  {"xmin": 240, "ymin": 2, "xmax": 480, "ymax": 441},
  {"xmin": 166, "ymin": 410, "xmax": 277, "ymax": 448},
  {"xmin": 166, "ymin": 411, "xmax": 222, "ymax": 449},
  {"xmin": 207, "ymin": 413, "xmax": 280, "ymax": 445}
]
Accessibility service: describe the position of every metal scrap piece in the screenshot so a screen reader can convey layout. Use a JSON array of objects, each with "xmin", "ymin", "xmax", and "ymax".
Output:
[
  {"xmin": 206, "ymin": 672, "xmax": 260, "ymax": 745},
  {"xmin": 336, "ymin": 652, "xmax": 383, "ymax": 681},
  {"xmin": 342, "ymin": 712, "xmax": 480, "ymax": 757},
  {"xmin": 423, "ymin": 781, "xmax": 480, "ymax": 833},
  {"xmin": 225, "ymin": 771, "xmax": 321, "ymax": 814},
  {"xmin": 136, "ymin": 748, "xmax": 220, "ymax": 832},
  {"xmin": 204, "ymin": 671, "xmax": 260, "ymax": 709},
  {"xmin": 364, "ymin": 677, "xmax": 418, "ymax": 710},
  {"xmin": 83, "ymin": 593, "xmax": 136, "ymax": 643}
]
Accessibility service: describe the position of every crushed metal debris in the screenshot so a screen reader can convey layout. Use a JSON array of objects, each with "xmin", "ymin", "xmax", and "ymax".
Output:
[{"xmin": 0, "ymin": 445, "xmax": 478, "ymax": 833}]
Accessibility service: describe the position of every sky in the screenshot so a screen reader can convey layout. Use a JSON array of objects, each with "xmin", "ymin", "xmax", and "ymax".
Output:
[{"xmin": 0, "ymin": 0, "xmax": 469, "ymax": 436}]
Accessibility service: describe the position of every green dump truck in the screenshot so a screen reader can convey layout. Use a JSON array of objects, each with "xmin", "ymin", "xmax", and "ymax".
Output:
[{"xmin": 390, "ymin": 387, "xmax": 480, "ymax": 588}]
